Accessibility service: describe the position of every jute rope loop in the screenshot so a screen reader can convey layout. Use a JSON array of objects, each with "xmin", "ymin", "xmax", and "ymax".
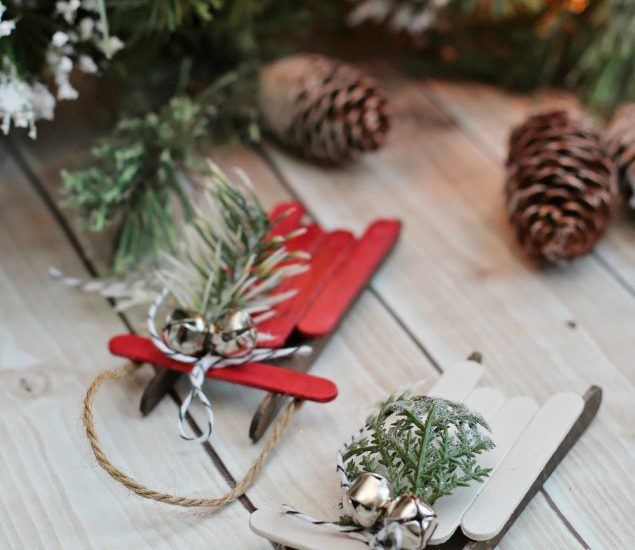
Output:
[{"xmin": 83, "ymin": 362, "xmax": 303, "ymax": 508}]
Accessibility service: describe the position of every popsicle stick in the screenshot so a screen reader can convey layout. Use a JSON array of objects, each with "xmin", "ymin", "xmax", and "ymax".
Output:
[
  {"xmin": 461, "ymin": 392, "xmax": 584, "ymax": 541},
  {"xmin": 462, "ymin": 387, "xmax": 505, "ymax": 420},
  {"xmin": 430, "ymin": 395, "xmax": 538, "ymax": 545},
  {"xmin": 250, "ymin": 508, "xmax": 365, "ymax": 550},
  {"xmin": 298, "ymin": 219, "xmax": 401, "ymax": 338},
  {"xmin": 109, "ymin": 334, "xmax": 338, "ymax": 402},
  {"xmin": 427, "ymin": 360, "xmax": 484, "ymax": 402},
  {"xmin": 260, "ymin": 230, "xmax": 357, "ymax": 347}
]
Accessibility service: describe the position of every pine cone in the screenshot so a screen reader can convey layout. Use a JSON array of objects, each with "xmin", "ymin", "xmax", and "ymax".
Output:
[
  {"xmin": 258, "ymin": 54, "xmax": 389, "ymax": 163},
  {"xmin": 604, "ymin": 103, "xmax": 635, "ymax": 209},
  {"xmin": 505, "ymin": 110, "xmax": 616, "ymax": 263}
]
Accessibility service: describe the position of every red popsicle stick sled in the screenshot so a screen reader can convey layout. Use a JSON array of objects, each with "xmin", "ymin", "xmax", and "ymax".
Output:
[
  {"xmin": 109, "ymin": 334, "xmax": 337, "ymax": 402},
  {"xmin": 128, "ymin": 201, "xmax": 402, "ymax": 440}
]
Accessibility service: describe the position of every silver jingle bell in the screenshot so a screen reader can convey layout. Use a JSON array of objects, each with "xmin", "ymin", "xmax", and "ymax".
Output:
[
  {"xmin": 211, "ymin": 308, "xmax": 257, "ymax": 358},
  {"xmin": 163, "ymin": 309, "xmax": 209, "ymax": 355},
  {"xmin": 384, "ymin": 494, "xmax": 438, "ymax": 550},
  {"xmin": 342, "ymin": 472, "xmax": 394, "ymax": 528}
]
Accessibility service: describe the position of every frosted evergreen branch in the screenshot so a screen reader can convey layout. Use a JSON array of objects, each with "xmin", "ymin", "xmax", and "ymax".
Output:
[
  {"xmin": 343, "ymin": 393, "xmax": 495, "ymax": 505},
  {"xmin": 155, "ymin": 161, "xmax": 309, "ymax": 321}
]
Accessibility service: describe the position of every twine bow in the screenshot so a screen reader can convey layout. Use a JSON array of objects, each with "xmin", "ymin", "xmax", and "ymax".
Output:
[{"xmin": 148, "ymin": 288, "xmax": 311, "ymax": 442}]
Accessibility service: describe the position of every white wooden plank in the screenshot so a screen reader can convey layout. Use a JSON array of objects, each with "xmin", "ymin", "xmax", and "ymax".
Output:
[
  {"xmin": 430, "ymin": 395, "xmax": 538, "ymax": 544},
  {"xmin": 424, "ymin": 79, "xmax": 635, "ymax": 386},
  {"xmin": 496, "ymin": 491, "xmax": 584, "ymax": 550},
  {"xmin": 0, "ymin": 152, "xmax": 265, "ymax": 549},
  {"xmin": 462, "ymin": 393, "xmax": 583, "ymax": 541},
  {"xmin": 267, "ymin": 78, "xmax": 635, "ymax": 547}
]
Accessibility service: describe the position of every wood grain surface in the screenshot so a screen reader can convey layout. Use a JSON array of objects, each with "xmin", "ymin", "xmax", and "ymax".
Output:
[{"xmin": 1, "ymin": 70, "xmax": 633, "ymax": 549}]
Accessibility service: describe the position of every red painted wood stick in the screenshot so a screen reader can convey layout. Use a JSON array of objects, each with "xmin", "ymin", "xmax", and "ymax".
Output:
[
  {"xmin": 260, "ymin": 229, "xmax": 357, "ymax": 347},
  {"xmin": 298, "ymin": 219, "xmax": 401, "ymax": 338},
  {"xmin": 109, "ymin": 334, "xmax": 338, "ymax": 402}
]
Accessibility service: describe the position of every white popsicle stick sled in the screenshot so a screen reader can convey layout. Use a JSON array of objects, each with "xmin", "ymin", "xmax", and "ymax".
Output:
[{"xmin": 249, "ymin": 356, "xmax": 602, "ymax": 549}]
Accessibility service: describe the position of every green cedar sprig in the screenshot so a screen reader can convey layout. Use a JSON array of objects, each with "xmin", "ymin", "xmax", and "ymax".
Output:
[
  {"xmin": 61, "ymin": 95, "xmax": 207, "ymax": 274},
  {"xmin": 342, "ymin": 393, "xmax": 495, "ymax": 505}
]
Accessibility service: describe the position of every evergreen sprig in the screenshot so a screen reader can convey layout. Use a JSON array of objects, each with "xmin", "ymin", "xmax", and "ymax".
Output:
[
  {"xmin": 348, "ymin": 0, "xmax": 635, "ymax": 113},
  {"xmin": 61, "ymin": 95, "xmax": 207, "ymax": 273},
  {"xmin": 342, "ymin": 393, "xmax": 495, "ymax": 505},
  {"xmin": 156, "ymin": 162, "xmax": 309, "ymax": 319}
]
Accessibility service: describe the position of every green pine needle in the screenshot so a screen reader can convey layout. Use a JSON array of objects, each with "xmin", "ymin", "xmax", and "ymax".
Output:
[
  {"xmin": 156, "ymin": 161, "xmax": 309, "ymax": 320},
  {"xmin": 342, "ymin": 393, "xmax": 495, "ymax": 505},
  {"xmin": 61, "ymin": 96, "xmax": 208, "ymax": 274}
]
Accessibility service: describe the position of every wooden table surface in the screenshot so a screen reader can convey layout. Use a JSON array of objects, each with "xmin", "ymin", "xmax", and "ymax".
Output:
[{"xmin": 1, "ymin": 73, "xmax": 634, "ymax": 549}]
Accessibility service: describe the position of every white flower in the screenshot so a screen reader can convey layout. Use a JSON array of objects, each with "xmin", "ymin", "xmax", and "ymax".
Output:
[
  {"xmin": 81, "ymin": 0, "xmax": 100, "ymax": 12},
  {"xmin": 78, "ymin": 54, "xmax": 97, "ymax": 73},
  {"xmin": 57, "ymin": 80, "xmax": 78, "ymax": 100},
  {"xmin": 30, "ymin": 82, "xmax": 55, "ymax": 121},
  {"xmin": 0, "ymin": 1, "xmax": 16, "ymax": 38},
  {"xmin": 0, "ymin": 57, "xmax": 55, "ymax": 139},
  {"xmin": 78, "ymin": 17, "xmax": 95, "ymax": 40},
  {"xmin": 347, "ymin": 0, "xmax": 391, "ymax": 26},
  {"xmin": 57, "ymin": 55, "xmax": 74, "ymax": 73},
  {"xmin": 106, "ymin": 36, "xmax": 124, "ymax": 55},
  {"xmin": 51, "ymin": 31, "xmax": 70, "ymax": 48},
  {"xmin": 0, "ymin": 18, "xmax": 14, "ymax": 38},
  {"xmin": 46, "ymin": 50, "xmax": 79, "ymax": 100},
  {"xmin": 56, "ymin": 0, "xmax": 81, "ymax": 24}
]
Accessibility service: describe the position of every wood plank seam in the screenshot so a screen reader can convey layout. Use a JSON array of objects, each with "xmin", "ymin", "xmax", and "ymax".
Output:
[
  {"xmin": 540, "ymin": 489, "xmax": 590, "ymax": 550},
  {"xmin": 2, "ymin": 138, "xmax": 264, "ymax": 520},
  {"xmin": 1, "ymin": 137, "xmax": 134, "ymax": 334},
  {"xmin": 256, "ymin": 143, "xmax": 590, "ymax": 550}
]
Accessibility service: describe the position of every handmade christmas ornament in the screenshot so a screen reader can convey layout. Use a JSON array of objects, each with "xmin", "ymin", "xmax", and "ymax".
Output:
[
  {"xmin": 604, "ymin": 103, "xmax": 635, "ymax": 210},
  {"xmin": 250, "ymin": 357, "xmax": 602, "ymax": 549},
  {"xmin": 505, "ymin": 109, "xmax": 616, "ymax": 263},
  {"xmin": 53, "ymin": 161, "xmax": 402, "ymax": 507},
  {"xmin": 259, "ymin": 54, "xmax": 390, "ymax": 164},
  {"xmin": 133, "ymin": 201, "xmax": 402, "ymax": 442}
]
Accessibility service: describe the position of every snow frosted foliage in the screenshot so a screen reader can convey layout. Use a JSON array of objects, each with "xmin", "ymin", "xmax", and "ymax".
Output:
[
  {"xmin": 0, "ymin": 2, "xmax": 15, "ymax": 38},
  {"xmin": 0, "ymin": 59, "xmax": 55, "ymax": 138},
  {"xmin": 0, "ymin": 0, "xmax": 123, "ymax": 137}
]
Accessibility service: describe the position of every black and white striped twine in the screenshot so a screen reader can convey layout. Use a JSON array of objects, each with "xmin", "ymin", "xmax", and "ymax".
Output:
[
  {"xmin": 147, "ymin": 288, "xmax": 311, "ymax": 443},
  {"xmin": 279, "ymin": 426, "xmax": 404, "ymax": 549}
]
